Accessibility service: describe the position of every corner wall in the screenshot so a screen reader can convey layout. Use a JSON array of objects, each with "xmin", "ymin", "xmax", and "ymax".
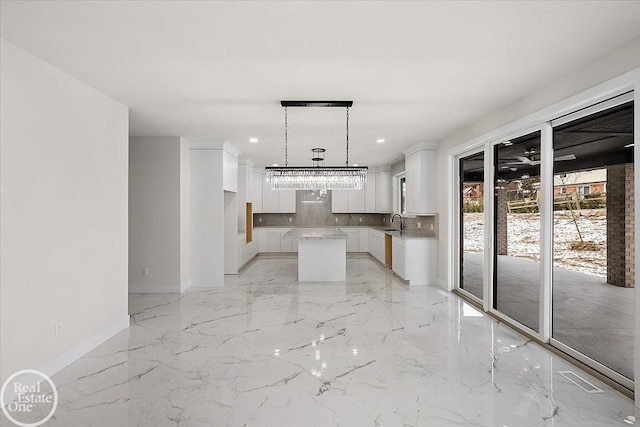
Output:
[
  {"xmin": 0, "ymin": 40, "xmax": 129, "ymax": 384},
  {"xmin": 129, "ymin": 136, "xmax": 190, "ymax": 292}
]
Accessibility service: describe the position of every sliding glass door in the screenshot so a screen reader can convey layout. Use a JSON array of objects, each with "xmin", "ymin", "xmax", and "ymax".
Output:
[
  {"xmin": 493, "ymin": 131, "xmax": 542, "ymax": 332},
  {"xmin": 551, "ymin": 99, "xmax": 635, "ymax": 384},
  {"xmin": 459, "ymin": 151, "xmax": 485, "ymax": 301}
]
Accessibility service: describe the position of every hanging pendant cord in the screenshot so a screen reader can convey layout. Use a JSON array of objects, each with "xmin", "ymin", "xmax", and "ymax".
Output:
[
  {"xmin": 284, "ymin": 106, "xmax": 288, "ymax": 167},
  {"xmin": 345, "ymin": 106, "xmax": 350, "ymax": 167}
]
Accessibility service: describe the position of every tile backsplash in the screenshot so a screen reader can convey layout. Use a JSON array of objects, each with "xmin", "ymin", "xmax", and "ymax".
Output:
[{"xmin": 253, "ymin": 190, "xmax": 436, "ymax": 231}]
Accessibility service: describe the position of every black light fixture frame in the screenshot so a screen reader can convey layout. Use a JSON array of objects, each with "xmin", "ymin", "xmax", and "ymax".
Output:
[
  {"xmin": 280, "ymin": 100, "xmax": 353, "ymax": 108},
  {"xmin": 265, "ymin": 100, "xmax": 368, "ymax": 190}
]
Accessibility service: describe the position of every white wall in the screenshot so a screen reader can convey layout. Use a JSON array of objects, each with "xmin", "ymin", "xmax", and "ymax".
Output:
[
  {"xmin": 190, "ymin": 144, "xmax": 224, "ymax": 286},
  {"xmin": 435, "ymin": 35, "xmax": 640, "ymax": 288},
  {"xmin": 180, "ymin": 138, "xmax": 190, "ymax": 289},
  {"xmin": 0, "ymin": 40, "xmax": 129, "ymax": 384},
  {"xmin": 129, "ymin": 136, "xmax": 189, "ymax": 293}
]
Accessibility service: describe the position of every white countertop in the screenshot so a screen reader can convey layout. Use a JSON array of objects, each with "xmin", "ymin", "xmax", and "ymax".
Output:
[
  {"xmin": 282, "ymin": 227, "xmax": 348, "ymax": 240},
  {"xmin": 367, "ymin": 227, "xmax": 436, "ymax": 240}
]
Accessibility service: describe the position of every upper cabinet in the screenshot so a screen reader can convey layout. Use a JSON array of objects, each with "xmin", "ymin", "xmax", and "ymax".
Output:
[
  {"xmin": 252, "ymin": 171, "xmax": 263, "ymax": 213},
  {"xmin": 238, "ymin": 158, "xmax": 253, "ymax": 204},
  {"xmin": 404, "ymin": 144, "xmax": 437, "ymax": 215},
  {"xmin": 331, "ymin": 167, "xmax": 392, "ymax": 213},
  {"xmin": 375, "ymin": 167, "xmax": 392, "ymax": 213},
  {"xmin": 222, "ymin": 148, "xmax": 239, "ymax": 192},
  {"xmin": 260, "ymin": 171, "xmax": 296, "ymax": 213},
  {"xmin": 238, "ymin": 158, "xmax": 254, "ymax": 232}
]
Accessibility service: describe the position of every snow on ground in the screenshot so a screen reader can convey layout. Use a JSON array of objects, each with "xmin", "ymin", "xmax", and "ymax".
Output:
[{"xmin": 463, "ymin": 210, "xmax": 607, "ymax": 277}]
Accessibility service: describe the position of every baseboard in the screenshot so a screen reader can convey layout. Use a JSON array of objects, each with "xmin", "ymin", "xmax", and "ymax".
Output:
[
  {"xmin": 1, "ymin": 316, "xmax": 130, "ymax": 408},
  {"xmin": 435, "ymin": 276, "xmax": 450, "ymax": 291},
  {"xmin": 180, "ymin": 280, "xmax": 191, "ymax": 292},
  {"xmin": 129, "ymin": 283, "xmax": 183, "ymax": 293}
]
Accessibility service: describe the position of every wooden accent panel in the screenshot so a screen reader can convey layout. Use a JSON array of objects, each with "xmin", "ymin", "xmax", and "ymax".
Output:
[
  {"xmin": 246, "ymin": 203, "xmax": 253, "ymax": 243},
  {"xmin": 385, "ymin": 234, "xmax": 392, "ymax": 268}
]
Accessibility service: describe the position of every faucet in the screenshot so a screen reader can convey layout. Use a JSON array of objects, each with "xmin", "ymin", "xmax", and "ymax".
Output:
[{"xmin": 391, "ymin": 214, "xmax": 404, "ymax": 231}]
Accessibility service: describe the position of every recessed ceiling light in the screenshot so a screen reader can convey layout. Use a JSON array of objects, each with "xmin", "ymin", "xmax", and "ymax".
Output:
[
  {"xmin": 503, "ymin": 141, "xmax": 513, "ymax": 146},
  {"xmin": 272, "ymin": 163, "xmax": 278, "ymax": 166},
  {"xmin": 376, "ymin": 138, "xmax": 385, "ymax": 144},
  {"xmin": 353, "ymin": 164, "xmax": 359, "ymax": 166},
  {"xmin": 249, "ymin": 137, "xmax": 258, "ymax": 143}
]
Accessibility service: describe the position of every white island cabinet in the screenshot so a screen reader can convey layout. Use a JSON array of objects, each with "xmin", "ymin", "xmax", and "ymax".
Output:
[{"xmin": 283, "ymin": 228, "xmax": 348, "ymax": 281}]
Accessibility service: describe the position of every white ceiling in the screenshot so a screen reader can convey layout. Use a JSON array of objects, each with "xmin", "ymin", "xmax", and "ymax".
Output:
[{"xmin": 2, "ymin": 1, "xmax": 640, "ymax": 167}]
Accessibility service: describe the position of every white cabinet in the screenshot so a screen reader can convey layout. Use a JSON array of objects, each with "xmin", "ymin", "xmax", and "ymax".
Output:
[
  {"xmin": 348, "ymin": 189, "xmax": 365, "ymax": 213},
  {"xmin": 389, "ymin": 235, "xmax": 437, "ymax": 285},
  {"xmin": 258, "ymin": 228, "xmax": 269, "ymax": 252},
  {"xmin": 279, "ymin": 190, "xmax": 296, "ymax": 213},
  {"xmin": 332, "ymin": 189, "xmax": 365, "ymax": 213},
  {"xmin": 268, "ymin": 229, "xmax": 282, "ymax": 252},
  {"xmin": 262, "ymin": 178, "xmax": 296, "ymax": 213},
  {"xmin": 332, "ymin": 170, "xmax": 389, "ymax": 213},
  {"xmin": 358, "ymin": 228, "xmax": 369, "ymax": 252},
  {"xmin": 376, "ymin": 168, "xmax": 392, "ymax": 213},
  {"xmin": 237, "ymin": 231, "xmax": 259, "ymax": 268},
  {"xmin": 404, "ymin": 145, "xmax": 437, "ymax": 215},
  {"xmin": 368, "ymin": 229, "xmax": 385, "ymax": 264},
  {"xmin": 258, "ymin": 228, "xmax": 298, "ymax": 252},
  {"xmin": 263, "ymin": 178, "xmax": 279, "ymax": 213},
  {"xmin": 392, "ymin": 237, "xmax": 406, "ymax": 279},
  {"xmin": 340, "ymin": 228, "xmax": 359, "ymax": 252},
  {"xmin": 331, "ymin": 190, "xmax": 349, "ymax": 213},
  {"xmin": 365, "ymin": 173, "xmax": 377, "ymax": 213},
  {"xmin": 238, "ymin": 159, "xmax": 254, "ymax": 233},
  {"xmin": 252, "ymin": 171, "xmax": 263, "ymax": 213},
  {"xmin": 223, "ymin": 150, "xmax": 238, "ymax": 192}
]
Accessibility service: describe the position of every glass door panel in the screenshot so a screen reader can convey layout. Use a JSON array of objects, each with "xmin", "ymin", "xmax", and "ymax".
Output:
[
  {"xmin": 493, "ymin": 131, "xmax": 541, "ymax": 332},
  {"xmin": 459, "ymin": 151, "xmax": 484, "ymax": 300},
  {"xmin": 552, "ymin": 101, "xmax": 634, "ymax": 380}
]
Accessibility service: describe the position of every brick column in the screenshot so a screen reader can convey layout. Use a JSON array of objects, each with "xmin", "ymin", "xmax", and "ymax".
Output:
[
  {"xmin": 497, "ymin": 187, "xmax": 508, "ymax": 255},
  {"xmin": 606, "ymin": 163, "xmax": 635, "ymax": 287}
]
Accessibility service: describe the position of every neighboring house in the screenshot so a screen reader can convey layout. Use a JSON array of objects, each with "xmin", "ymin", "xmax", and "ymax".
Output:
[
  {"xmin": 554, "ymin": 168, "xmax": 607, "ymax": 198},
  {"xmin": 462, "ymin": 183, "xmax": 484, "ymax": 204}
]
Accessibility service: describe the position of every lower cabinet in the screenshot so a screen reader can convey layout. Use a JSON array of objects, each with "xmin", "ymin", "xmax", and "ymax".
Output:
[
  {"xmin": 256, "ymin": 228, "xmax": 298, "ymax": 252},
  {"xmin": 390, "ymin": 236, "xmax": 437, "ymax": 285},
  {"xmin": 251, "ymin": 227, "xmax": 437, "ymax": 286},
  {"xmin": 341, "ymin": 228, "xmax": 359, "ymax": 252},
  {"xmin": 368, "ymin": 229, "xmax": 385, "ymax": 264},
  {"xmin": 392, "ymin": 237, "xmax": 406, "ymax": 279},
  {"xmin": 238, "ymin": 230, "xmax": 260, "ymax": 268}
]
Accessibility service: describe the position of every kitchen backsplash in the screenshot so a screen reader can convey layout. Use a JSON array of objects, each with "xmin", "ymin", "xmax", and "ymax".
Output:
[
  {"xmin": 253, "ymin": 190, "xmax": 436, "ymax": 231},
  {"xmin": 381, "ymin": 214, "xmax": 437, "ymax": 233}
]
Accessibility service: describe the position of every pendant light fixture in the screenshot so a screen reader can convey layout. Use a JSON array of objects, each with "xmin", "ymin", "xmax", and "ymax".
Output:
[{"xmin": 265, "ymin": 101, "xmax": 368, "ymax": 191}]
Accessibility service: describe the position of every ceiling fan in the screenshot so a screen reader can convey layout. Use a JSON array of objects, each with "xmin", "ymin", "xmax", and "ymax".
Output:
[{"xmin": 502, "ymin": 148, "xmax": 576, "ymax": 166}]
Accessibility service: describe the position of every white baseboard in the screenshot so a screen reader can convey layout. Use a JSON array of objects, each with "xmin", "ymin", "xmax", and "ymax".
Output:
[
  {"xmin": 435, "ymin": 276, "xmax": 451, "ymax": 291},
  {"xmin": 180, "ymin": 280, "xmax": 191, "ymax": 292},
  {"xmin": 1, "ymin": 316, "xmax": 130, "ymax": 408},
  {"xmin": 129, "ymin": 283, "xmax": 183, "ymax": 293}
]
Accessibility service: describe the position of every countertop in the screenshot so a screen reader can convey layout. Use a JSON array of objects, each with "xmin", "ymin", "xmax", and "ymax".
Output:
[
  {"xmin": 282, "ymin": 227, "xmax": 348, "ymax": 240},
  {"xmin": 253, "ymin": 225, "xmax": 436, "ymax": 240}
]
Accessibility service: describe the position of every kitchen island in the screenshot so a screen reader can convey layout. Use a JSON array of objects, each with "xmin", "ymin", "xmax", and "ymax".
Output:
[{"xmin": 282, "ymin": 227, "xmax": 348, "ymax": 281}]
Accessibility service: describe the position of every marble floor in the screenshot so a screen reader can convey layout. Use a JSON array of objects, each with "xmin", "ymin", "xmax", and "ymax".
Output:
[
  {"xmin": 3, "ymin": 257, "xmax": 638, "ymax": 426},
  {"xmin": 462, "ymin": 252, "xmax": 634, "ymax": 379}
]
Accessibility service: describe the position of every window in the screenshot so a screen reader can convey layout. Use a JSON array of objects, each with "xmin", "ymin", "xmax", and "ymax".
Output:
[
  {"xmin": 578, "ymin": 185, "xmax": 591, "ymax": 196},
  {"xmin": 400, "ymin": 176, "xmax": 407, "ymax": 214}
]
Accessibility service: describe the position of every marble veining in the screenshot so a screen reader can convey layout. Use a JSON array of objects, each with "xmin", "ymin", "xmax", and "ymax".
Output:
[{"xmin": 3, "ymin": 257, "xmax": 638, "ymax": 426}]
